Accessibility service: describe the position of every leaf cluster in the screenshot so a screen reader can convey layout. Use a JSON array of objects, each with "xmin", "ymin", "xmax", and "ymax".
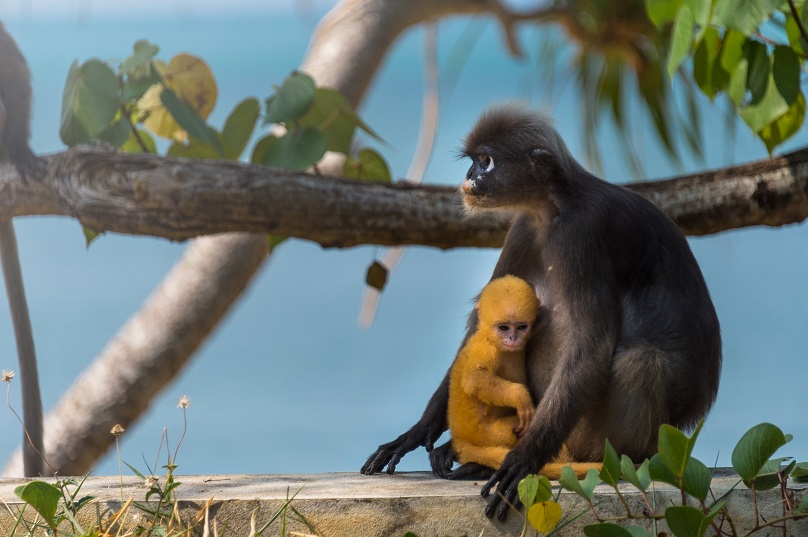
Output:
[{"xmin": 649, "ymin": 0, "xmax": 808, "ymax": 152}]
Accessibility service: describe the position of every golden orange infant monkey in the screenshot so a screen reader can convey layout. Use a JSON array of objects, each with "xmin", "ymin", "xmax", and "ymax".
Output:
[{"xmin": 448, "ymin": 275, "xmax": 539, "ymax": 471}]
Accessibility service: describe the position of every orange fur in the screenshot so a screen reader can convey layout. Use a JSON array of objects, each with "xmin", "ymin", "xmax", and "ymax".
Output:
[{"xmin": 448, "ymin": 276, "xmax": 539, "ymax": 470}]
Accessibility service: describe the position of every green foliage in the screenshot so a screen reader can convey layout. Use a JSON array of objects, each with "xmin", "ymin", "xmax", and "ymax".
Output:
[
  {"xmin": 665, "ymin": 503, "xmax": 725, "ymax": 537},
  {"xmin": 647, "ymin": 0, "xmax": 808, "ymax": 153},
  {"xmin": 731, "ymin": 422, "xmax": 791, "ymax": 487},
  {"xmin": 559, "ymin": 466, "xmax": 601, "ymax": 500},
  {"xmin": 14, "ymin": 481, "xmax": 62, "ymax": 529}
]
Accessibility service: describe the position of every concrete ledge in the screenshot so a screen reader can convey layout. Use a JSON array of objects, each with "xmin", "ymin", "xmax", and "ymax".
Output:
[{"xmin": 1, "ymin": 470, "xmax": 806, "ymax": 536}]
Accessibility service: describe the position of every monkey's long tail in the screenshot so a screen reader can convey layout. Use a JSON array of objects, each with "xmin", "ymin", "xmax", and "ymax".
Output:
[{"xmin": 0, "ymin": 220, "xmax": 44, "ymax": 477}]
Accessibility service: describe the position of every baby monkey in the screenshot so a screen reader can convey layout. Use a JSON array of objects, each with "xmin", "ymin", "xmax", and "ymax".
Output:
[{"xmin": 448, "ymin": 275, "xmax": 538, "ymax": 472}]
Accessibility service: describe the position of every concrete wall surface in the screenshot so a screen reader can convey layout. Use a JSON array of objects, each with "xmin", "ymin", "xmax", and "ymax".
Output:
[{"xmin": 0, "ymin": 470, "xmax": 806, "ymax": 536}]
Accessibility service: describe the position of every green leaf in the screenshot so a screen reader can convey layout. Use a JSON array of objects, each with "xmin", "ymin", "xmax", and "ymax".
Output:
[
  {"xmin": 785, "ymin": 8, "xmax": 808, "ymax": 55},
  {"xmin": 731, "ymin": 422, "xmax": 790, "ymax": 486},
  {"xmin": 646, "ymin": 0, "xmax": 684, "ymax": 28},
  {"xmin": 298, "ymin": 88, "xmax": 358, "ymax": 153},
  {"xmin": 265, "ymin": 71, "xmax": 316, "ymax": 124},
  {"xmin": 120, "ymin": 40, "xmax": 159, "ymax": 75},
  {"xmin": 584, "ymin": 523, "xmax": 652, "ymax": 537},
  {"xmin": 160, "ymin": 88, "xmax": 224, "ymax": 155},
  {"xmin": 343, "ymin": 148, "xmax": 391, "ymax": 182},
  {"xmin": 255, "ymin": 128, "xmax": 327, "ymax": 171},
  {"xmin": 658, "ymin": 423, "xmax": 697, "ymax": 477},
  {"xmin": 719, "ymin": 30, "xmax": 747, "ymax": 74},
  {"xmin": 599, "ymin": 440, "xmax": 622, "ymax": 487},
  {"xmin": 681, "ymin": 457, "xmax": 712, "ymax": 502},
  {"xmin": 14, "ymin": 481, "xmax": 62, "ymax": 528},
  {"xmin": 753, "ymin": 457, "xmax": 791, "ymax": 491},
  {"xmin": 266, "ymin": 235, "xmax": 286, "ymax": 251},
  {"xmin": 221, "ymin": 97, "xmax": 260, "ymax": 160},
  {"xmin": 686, "ymin": 0, "xmax": 711, "ymax": 41},
  {"xmin": 728, "ymin": 57, "xmax": 748, "ymax": 106},
  {"xmin": 759, "ymin": 91, "xmax": 806, "ymax": 152},
  {"xmin": 60, "ymin": 59, "xmax": 121, "ymax": 146},
  {"xmin": 621, "ymin": 456, "xmax": 651, "ymax": 492},
  {"xmin": 791, "ymin": 461, "xmax": 808, "ymax": 482},
  {"xmin": 693, "ymin": 26, "xmax": 723, "ymax": 99},
  {"xmin": 122, "ymin": 70, "xmax": 161, "ymax": 102},
  {"xmin": 772, "ymin": 46, "xmax": 800, "ymax": 106},
  {"xmin": 744, "ymin": 40, "xmax": 769, "ymax": 104},
  {"xmin": 714, "ymin": 0, "xmax": 781, "ymax": 34},
  {"xmin": 559, "ymin": 466, "xmax": 601, "ymax": 500},
  {"xmin": 667, "ymin": 6, "xmax": 695, "ymax": 80},
  {"xmin": 96, "ymin": 118, "xmax": 131, "ymax": 148},
  {"xmin": 518, "ymin": 474, "xmax": 541, "ymax": 508},
  {"xmin": 665, "ymin": 504, "xmax": 722, "ymax": 537},
  {"xmin": 82, "ymin": 226, "xmax": 103, "ymax": 248}
]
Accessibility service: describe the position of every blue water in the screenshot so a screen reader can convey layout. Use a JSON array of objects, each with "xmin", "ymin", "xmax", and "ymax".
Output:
[{"xmin": 1, "ymin": 9, "xmax": 807, "ymax": 478}]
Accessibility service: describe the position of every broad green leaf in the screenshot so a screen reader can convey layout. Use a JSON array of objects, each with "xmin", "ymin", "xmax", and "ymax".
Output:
[
  {"xmin": 83, "ymin": 226, "xmax": 103, "ymax": 248},
  {"xmin": 759, "ymin": 92, "xmax": 806, "ymax": 152},
  {"xmin": 518, "ymin": 474, "xmax": 541, "ymax": 508},
  {"xmin": 693, "ymin": 27, "xmax": 723, "ymax": 99},
  {"xmin": 14, "ymin": 481, "xmax": 62, "ymax": 528},
  {"xmin": 682, "ymin": 457, "xmax": 712, "ymax": 502},
  {"xmin": 599, "ymin": 440, "xmax": 621, "ymax": 486},
  {"xmin": 621, "ymin": 456, "xmax": 651, "ymax": 492},
  {"xmin": 584, "ymin": 523, "xmax": 652, "ymax": 537},
  {"xmin": 221, "ymin": 98, "xmax": 260, "ymax": 160},
  {"xmin": 265, "ymin": 71, "xmax": 316, "ymax": 124},
  {"xmin": 160, "ymin": 89, "xmax": 224, "ymax": 155},
  {"xmin": 719, "ymin": 30, "xmax": 746, "ymax": 74},
  {"xmin": 753, "ymin": 457, "xmax": 791, "ymax": 491},
  {"xmin": 122, "ymin": 73, "xmax": 160, "ymax": 103},
  {"xmin": 559, "ymin": 466, "xmax": 601, "ymax": 500},
  {"xmin": 714, "ymin": 0, "xmax": 781, "ymax": 34},
  {"xmin": 527, "ymin": 501, "xmax": 562, "ymax": 534},
  {"xmin": 744, "ymin": 40, "xmax": 769, "ymax": 104},
  {"xmin": 658, "ymin": 422, "xmax": 703, "ymax": 478},
  {"xmin": 298, "ymin": 88, "xmax": 358, "ymax": 153},
  {"xmin": 646, "ymin": 0, "xmax": 684, "ymax": 27},
  {"xmin": 667, "ymin": 6, "xmax": 695, "ymax": 80},
  {"xmin": 791, "ymin": 461, "xmax": 808, "ymax": 482},
  {"xmin": 120, "ymin": 40, "xmax": 159, "ymax": 75},
  {"xmin": 686, "ymin": 0, "xmax": 711, "ymax": 41},
  {"xmin": 731, "ymin": 423, "xmax": 790, "ymax": 485},
  {"xmin": 740, "ymin": 69, "xmax": 791, "ymax": 133},
  {"xmin": 60, "ymin": 59, "xmax": 121, "ymax": 146},
  {"xmin": 728, "ymin": 58, "xmax": 748, "ymax": 106},
  {"xmin": 96, "ymin": 118, "xmax": 131, "ymax": 148},
  {"xmin": 665, "ymin": 504, "xmax": 722, "ymax": 537},
  {"xmin": 536, "ymin": 475, "xmax": 554, "ymax": 502},
  {"xmin": 343, "ymin": 148, "xmax": 391, "ymax": 182},
  {"xmin": 772, "ymin": 46, "xmax": 800, "ymax": 106},
  {"xmin": 255, "ymin": 129, "xmax": 327, "ymax": 171}
]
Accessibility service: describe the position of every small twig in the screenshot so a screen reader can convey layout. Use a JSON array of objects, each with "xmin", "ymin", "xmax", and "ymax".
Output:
[
  {"xmin": 788, "ymin": 0, "xmax": 808, "ymax": 48},
  {"xmin": 121, "ymin": 106, "xmax": 150, "ymax": 153}
]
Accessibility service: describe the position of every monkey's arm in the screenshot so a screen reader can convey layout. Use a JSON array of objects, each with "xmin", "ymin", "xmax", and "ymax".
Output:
[
  {"xmin": 462, "ymin": 365, "xmax": 532, "ymax": 411},
  {"xmin": 360, "ymin": 371, "xmax": 450, "ymax": 475}
]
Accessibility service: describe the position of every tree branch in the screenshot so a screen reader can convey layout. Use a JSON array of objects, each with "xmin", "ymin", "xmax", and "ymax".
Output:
[{"xmin": 2, "ymin": 145, "xmax": 808, "ymax": 249}]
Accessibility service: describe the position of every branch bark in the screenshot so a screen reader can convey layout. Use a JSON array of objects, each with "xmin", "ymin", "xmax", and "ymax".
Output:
[{"xmin": 2, "ymin": 145, "xmax": 808, "ymax": 249}]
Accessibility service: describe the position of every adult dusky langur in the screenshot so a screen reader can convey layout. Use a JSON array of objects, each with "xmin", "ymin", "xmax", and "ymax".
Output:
[{"xmin": 361, "ymin": 104, "xmax": 722, "ymax": 521}]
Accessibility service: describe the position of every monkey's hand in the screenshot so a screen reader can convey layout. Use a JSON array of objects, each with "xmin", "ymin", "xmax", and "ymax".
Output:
[
  {"xmin": 360, "ymin": 418, "xmax": 446, "ymax": 475},
  {"xmin": 481, "ymin": 447, "xmax": 540, "ymax": 521},
  {"xmin": 429, "ymin": 440, "xmax": 455, "ymax": 478}
]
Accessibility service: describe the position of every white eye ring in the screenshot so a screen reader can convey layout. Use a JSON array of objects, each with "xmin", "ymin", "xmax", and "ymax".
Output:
[{"xmin": 484, "ymin": 156, "xmax": 495, "ymax": 172}]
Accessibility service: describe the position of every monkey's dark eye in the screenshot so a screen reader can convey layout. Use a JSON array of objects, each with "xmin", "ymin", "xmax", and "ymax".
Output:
[
  {"xmin": 498, "ymin": 324, "xmax": 509, "ymax": 332},
  {"xmin": 479, "ymin": 154, "xmax": 494, "ymax": 172},
  {"xmin": 517, "ymin": 324, "xmax": 529, "ymax": 331}
]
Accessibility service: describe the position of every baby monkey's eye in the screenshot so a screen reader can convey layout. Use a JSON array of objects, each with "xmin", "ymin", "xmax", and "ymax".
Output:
[
  {"xmin": 517, "ymin": 324, "xmax": 529, "ymax": 331},
  {"xmin": 497, "ymin": 324, "xmax": 509, "ymax": 332}
]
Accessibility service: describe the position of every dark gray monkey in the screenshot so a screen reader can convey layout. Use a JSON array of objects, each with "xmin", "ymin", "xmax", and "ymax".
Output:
[
  {"xmin": 0, "ymin": 21, "xmax": 45, "ymax": 477},
  {"xmin": 362, "ymin": 104, "xmax": 721, "ymax": 521}
]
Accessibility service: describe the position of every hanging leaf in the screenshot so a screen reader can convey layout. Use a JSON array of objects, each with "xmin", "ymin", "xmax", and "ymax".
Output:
[
  {"xmin": 666, "ymin": 6, "xmax": 695, "ymax": 80},
  {"xmin": 298, "ymin": 88, "xmax": 358, "ymax": 153},
  {"xmin": 758, "ymin": 91, "xmax": 806, "ymax": 152},
  {"xmin": 83, "ymin": 226, "xmax": 104, "ymax": 248},
  {"xmin": 60, "ymin": 59, "xmax": 121, "ymax": 146},
  {"xmin": 645, "ymin": 0, "xmax": 684, "ymax": 28},
  {"xmin": 366, "ymin": 261, "xmax": 389, "ymax": 291},
  {"xmin": 160, "ymin": 89, "xmax": 224, "ymax": 155},
  {"xmin": 255, "ymin": 129, "xmax": 327, "ymax": 171},
  {"xmin": 120, "ymin": 40, "xmax": 159, "ymax": 75},
  {"xmin": 221, "ymin": 97, "xmax": 260, "ymax": 160},
  {"xmin": 265, "ymin": 71, "xmax": 316, "ymax": 124},
  {"xmin": 714, "ymin": 0, "xmax": 781, "ymax": 34}
]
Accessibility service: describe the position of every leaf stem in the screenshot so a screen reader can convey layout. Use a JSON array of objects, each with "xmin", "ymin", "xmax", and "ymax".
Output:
[{"xmin": 788, "ymin": 0, "xmax": 808, "ymax": 50}]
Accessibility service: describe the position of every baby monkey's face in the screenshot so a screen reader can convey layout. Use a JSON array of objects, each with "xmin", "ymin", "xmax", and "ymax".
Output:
[{"xmin": 494, "ymin": 320, "xmax": 533, "ymax": 351}]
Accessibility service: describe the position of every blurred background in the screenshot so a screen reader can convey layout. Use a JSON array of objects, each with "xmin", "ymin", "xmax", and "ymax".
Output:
[{"xmin": 0, "ymin": 0, "xmax": 806, "ymax": 476}]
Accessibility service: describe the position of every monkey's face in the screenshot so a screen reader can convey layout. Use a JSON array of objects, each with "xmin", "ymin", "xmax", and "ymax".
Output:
[
  {"xmin": 460, "ymin": 145, "xmax": 552, "ymax": 211},
  {"xmin": 493, "ymin": 320, "xmax": 533, "ymax": 352}
]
